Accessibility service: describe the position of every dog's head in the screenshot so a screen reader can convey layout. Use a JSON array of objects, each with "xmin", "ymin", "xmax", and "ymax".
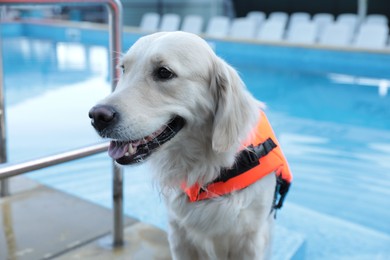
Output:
[{"xmin": 89, "ymin": 32, "xmax": 258, "ymax": 165}]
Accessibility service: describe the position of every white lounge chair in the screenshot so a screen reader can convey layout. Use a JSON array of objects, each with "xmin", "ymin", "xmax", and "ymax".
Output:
[
  {"xmin": 286, "ymin": 21, "xmax": 318, "ymax": 44},
  {"xmin": 313, "ymin": 13, "xmax": 334, "ymax": 28},
  {"xmin": 181, "ymin": 15, "xmax": 203, "ymax": 34},
  {"xmin": 366, "ymin": 14, "xmax": 388, "ymax": 25},
  {"xmin": 313, "ymin": 13, "xmax": 334, "ymax": 39},
  {"xmin": 353, "ymin": 23, "xmax": 389, "ymax": 49},
  {"xmin": 289, "ymin": 12, "xmax": 310, "ymax": 27},
  {"xmin": 318, "ymin": 22, "xmax": 353, "ymax": 47},
  {"xmin": 246, "ymin": 11, "xmax": 266, "ymax": 27},
  {"xmin": 159, "ymin": 13, "xmax": 180, "ymax": 32},
  {"xmin": 256, "ymin": 20, "xmax": 286, "ymax": 42},
  {"xmin": 205, "ymin": 16, "xmax": 230, "ymax": 38},
  {"xmin": 139, "ymin": 12, "xmax": 160, "ymax": 32},
  {"xmin": 286, "ymin": 12, "xmax": 311, "ymax": 39},
  {"xmin": 313, "ymin": 13, "xmax": 334, "ymax": 24},
  {"xmin": 268, "ymin": 12, "xmax": 289, "ymax": 25},
  {"xmin": 337, "ymin": 13, "xmax": 358, "ymax": 32},
  {"xmin": 229, "ymin": 18, "xmax": 257, "ymax": 39}
]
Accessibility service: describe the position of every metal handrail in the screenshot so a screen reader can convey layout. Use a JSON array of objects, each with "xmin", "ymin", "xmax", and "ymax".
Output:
[
  {"xmin": 0, "ymin": 0, "xmax": 124, "ymax": 247},
  {"xmin": 0, "ymin": 143, "xmax": 109, "ymax": 179}
]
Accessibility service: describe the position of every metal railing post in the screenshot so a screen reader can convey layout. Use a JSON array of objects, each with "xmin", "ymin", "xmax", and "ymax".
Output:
[
  {"xmin": 0, "ymin": 0, "xmax": 124, "ymax": 246},
  {"xmin": 112, "ymin": 164, "xmax": 123, "ymax": 246},
  {"xmin": 106, "ymin": 1, "xmax": 124, "ymax": 247},
  {"xmin": 357, "ymin": 0, "xmax": 368, "ymax": 30},
  {"xmin": 0, "ymin": 31, "xmax": 9, "ymax": 197}
]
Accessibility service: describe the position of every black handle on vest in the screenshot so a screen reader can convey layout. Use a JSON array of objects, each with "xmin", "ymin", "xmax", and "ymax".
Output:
[{"xmin": 211, "ymin": 138, "xmax": 277, "ymax": 184}]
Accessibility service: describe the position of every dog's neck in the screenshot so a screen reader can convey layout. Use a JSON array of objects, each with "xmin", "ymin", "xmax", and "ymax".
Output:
[
  {"xmin": 151, "ymin": 133, "xmax": 227, "ymax": 188},
  {"xmin": 152, "ymin": 118, "xmax": 255, "ymax": 193},
  {"xmin": 152, "ymin": 90, "xmax": 261, "ymax": 194}
]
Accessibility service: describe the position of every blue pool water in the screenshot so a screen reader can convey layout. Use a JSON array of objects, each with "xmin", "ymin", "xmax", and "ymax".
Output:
[{"xmin": 1, "ymin": 23, "xmax": 390, "ymax": 259}]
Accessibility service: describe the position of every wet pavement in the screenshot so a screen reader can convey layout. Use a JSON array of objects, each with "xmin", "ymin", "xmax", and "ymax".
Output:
[
  {"xmin": 0, "ymin": 176, "xmax": 170, "ymax": 260},
  {"xmin": 56, "ymin": 222, "xmax": 171, "ymax": 260}
]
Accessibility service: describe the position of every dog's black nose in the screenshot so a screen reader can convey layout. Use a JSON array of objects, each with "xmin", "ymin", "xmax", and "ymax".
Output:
[{"xmin": 88, "ymin": 105, "xmax": 118, "ymax": 132}]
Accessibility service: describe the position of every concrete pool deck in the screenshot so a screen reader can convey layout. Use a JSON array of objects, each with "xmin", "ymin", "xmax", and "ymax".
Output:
[
  {"xmin": 56, "ymin": 222, "xmax": 171, "ymax": 260},
  {"xmin": 0, "ymin": 176, "xmax": 170, "ymax": 260}
]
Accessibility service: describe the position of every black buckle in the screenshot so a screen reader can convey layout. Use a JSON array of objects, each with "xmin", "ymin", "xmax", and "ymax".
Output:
[
  {"xmin": 253, "ymin": 138, "xmax": 277, "ymax": 158},
  {"xmin": 213, "ymin": 146, "xmax": 260, "ymax": 184},
  {"xmin": 211, "ymin": 138, "xmax": 277, "ymax": 184}
]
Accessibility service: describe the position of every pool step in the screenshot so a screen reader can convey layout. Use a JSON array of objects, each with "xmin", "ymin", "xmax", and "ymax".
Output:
[
  {"xmin": 56, "ymin": 222, "xmax": 172, "ymax": 260},
  {"xmin": 57, "ymin": 221, "xmax": 306, "ymax": 260},
  {"xmin": 272, "ymin": 225, "xmax": 306, "ymax": 260},
  {"xmin": 0, "ymin": 176, "xmax": 136, "ymax": 260},
  {"xmin": 278, "ymin": 202, "xmax": 390, "ymax": 259}
]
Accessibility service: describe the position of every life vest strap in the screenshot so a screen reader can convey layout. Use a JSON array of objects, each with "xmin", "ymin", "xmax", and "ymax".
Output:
[
  {"xmin": 274, "ymin": 175, "xmax": 291, "ymax": 210},
  {"xmin": 253, "ymin": 137, "xmax": 277, "ymax": 159},
  {"xmin": 198, "ymin": 138, "xmax": 277, "ymax": 196}
]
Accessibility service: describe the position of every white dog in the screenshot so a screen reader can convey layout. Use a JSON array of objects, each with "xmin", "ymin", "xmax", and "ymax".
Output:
[{"xmin": 89, "ymin": 31, "xmax": 291, "ymax": 260}]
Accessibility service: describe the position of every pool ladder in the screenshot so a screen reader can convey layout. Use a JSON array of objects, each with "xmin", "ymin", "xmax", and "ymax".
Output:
[{"xmin": 0, "ymin": 0, "xmax": 125, "ymax": 247}]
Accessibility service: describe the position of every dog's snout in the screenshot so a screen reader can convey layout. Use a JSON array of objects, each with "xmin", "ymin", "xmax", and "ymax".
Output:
[{"xmin": 88, "ymin": 105, "xmax": 118, "ymax": 132}]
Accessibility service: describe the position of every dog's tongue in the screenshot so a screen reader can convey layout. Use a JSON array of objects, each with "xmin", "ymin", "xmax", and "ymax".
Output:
[{"xmin": 108, "ymin": 141, "xmax": 129, "ymax": 160}]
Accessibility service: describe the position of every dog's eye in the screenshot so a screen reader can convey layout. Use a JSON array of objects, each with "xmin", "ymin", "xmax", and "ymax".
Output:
[{"xmin": 155, "ymin": 67, "xmax": 175, "ymax": 80}]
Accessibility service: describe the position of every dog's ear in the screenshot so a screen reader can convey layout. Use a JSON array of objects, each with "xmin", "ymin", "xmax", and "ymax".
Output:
[{"xmin": 211, "ymin": 58, "xmax": 256, "ymax": 153}]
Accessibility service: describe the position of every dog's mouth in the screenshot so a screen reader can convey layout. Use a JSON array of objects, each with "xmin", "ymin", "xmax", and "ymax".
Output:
[{"xmin": 108, "ymin": 116, "xmax": 185, "ymax": 165}]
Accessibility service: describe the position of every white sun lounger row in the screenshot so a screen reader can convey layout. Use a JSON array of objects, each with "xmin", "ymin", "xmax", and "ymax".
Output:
[{"xmin": 139, "ymin": 12, "xmax": 390, "ymax": 50}]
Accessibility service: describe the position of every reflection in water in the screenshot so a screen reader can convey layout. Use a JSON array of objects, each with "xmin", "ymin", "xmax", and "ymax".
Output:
[
  {"xmin": 2, "ymin": 38, "xmax": 108, "ymax": 106},
  {"xmin": 56, "ymin": 42, "xmax": 87, "ymax": 70}
]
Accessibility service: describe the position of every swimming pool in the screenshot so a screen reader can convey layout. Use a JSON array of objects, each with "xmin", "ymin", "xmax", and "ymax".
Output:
[{"xmin": 2, "ymin": 21, "xmax": 390, "ymax": 259}]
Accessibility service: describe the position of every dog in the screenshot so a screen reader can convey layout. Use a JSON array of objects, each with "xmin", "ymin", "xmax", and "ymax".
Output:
[{"xmin": 89, "ymin": 31, "xmax": 291, "ymax": 260}]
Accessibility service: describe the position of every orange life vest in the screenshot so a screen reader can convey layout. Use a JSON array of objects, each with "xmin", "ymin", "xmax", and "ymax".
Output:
[{"xmin": 183, "ymin": 111, "xmax": 292, "ymax": 208}]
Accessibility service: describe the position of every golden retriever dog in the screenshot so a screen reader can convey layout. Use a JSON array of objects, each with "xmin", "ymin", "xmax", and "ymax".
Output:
[{"xmin": 89, "ymin": 31, "xmax": 290, "ymax": 260}]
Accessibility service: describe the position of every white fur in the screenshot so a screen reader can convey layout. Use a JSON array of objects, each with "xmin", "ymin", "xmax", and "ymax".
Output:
[{"xmin": 97, "ymin": 32, "xmax": 276, "ymax": 259}]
